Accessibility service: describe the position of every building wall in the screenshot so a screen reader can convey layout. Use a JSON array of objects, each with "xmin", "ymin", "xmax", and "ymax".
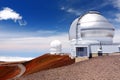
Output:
[
  {"xmin": 70, "ymin": 44, "xmax": 89, "ymax": 57},
  {"xmin": 90, "ymin": 44, "xmax": 120, "ymax": 53},
  {"xmin": 70, "ymin": 43, "xmax": 120, "ymax": 58}
]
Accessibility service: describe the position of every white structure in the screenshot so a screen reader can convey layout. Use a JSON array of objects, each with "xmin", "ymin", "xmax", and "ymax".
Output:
[
  {"xmin": 69, "ymin": 11, "xmax": 120, "ymax": 57},
  {"xmin": 50, "ymin": 40, "xmax": 62, "ymax": 54}
]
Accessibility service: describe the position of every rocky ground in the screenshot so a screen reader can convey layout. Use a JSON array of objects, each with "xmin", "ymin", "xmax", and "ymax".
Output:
[{"xmin": 17, "ymin": 55, "xmax": 120, "ymax": 80}]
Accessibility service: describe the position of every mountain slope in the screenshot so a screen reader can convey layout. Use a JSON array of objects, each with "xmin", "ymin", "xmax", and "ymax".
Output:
[
  {"xmin": 19, "ymin": 55, "xmax": 120, "ymax": 80},
  {"xmin": 0, "ymin": 65, "xmax": 21, "ymax": 80},
  {"xmin": 23, "ymin": 54, "xmax": 75, "ymax": 75}
]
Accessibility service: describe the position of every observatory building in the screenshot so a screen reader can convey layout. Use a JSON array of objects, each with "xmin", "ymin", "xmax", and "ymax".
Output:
[{"xmin": 69, "ymin": 11, "xmax": 120, "ymax": 58}]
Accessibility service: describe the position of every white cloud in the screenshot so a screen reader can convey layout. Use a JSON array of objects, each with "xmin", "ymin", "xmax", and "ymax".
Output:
[
  {"xmin": 61, "ymin": 6, "xmax": 65, "ymax": 10},
  {"xmin": 36, "ymin": 30, "xmax": 57, "ymax": 35},
  {"xmin": 0, "ymin": 7, "xmax": 22, "ymax": 21},
  {"xmin": 109, "ymin": 0, "xmax": 120, "ymax": 9},
  {"xmin": 67, "ymin": 8, "xmax": 81, "ymax": 15},
  {"xmin": 0, "ymin": 56, "xmax": 33, "ymax": 62},
  {"xmin": 0, "ymin": 7, "xmax": 26, "ymax": 26},
  {"xmin": 61, "ymin": 7, "xmax": 81, "ymax": 16},
  {"xmin": 0, "ymin": 30, "xmax": 58, "ymax": 38},
  {"xmin": 18, "ymin": 20, "xmax": 27, "ymax": 26},
  {"xmin": 114, "ymin": 13, "xmax": 120, "ymax": 23}
]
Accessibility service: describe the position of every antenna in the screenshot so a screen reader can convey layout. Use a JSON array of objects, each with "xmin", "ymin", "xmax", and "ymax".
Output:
[{"xmin": 99, "ymin": 41, "xmax": 102, "ymax": 50}]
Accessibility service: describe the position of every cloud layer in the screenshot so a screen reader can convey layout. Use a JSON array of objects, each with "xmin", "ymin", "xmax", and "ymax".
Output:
[
  {"xmin": 0, "ymin": 56, "xmax": 33, "ymax": 62},
  {"xmin": 0, "ymin": 31, "xmax": 70, "ymax": 53}
]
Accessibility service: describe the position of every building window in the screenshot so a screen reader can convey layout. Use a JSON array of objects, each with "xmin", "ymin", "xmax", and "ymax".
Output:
[{"xmin": 77, "ymin": 47, "xmax": 84, "ymax": 51}]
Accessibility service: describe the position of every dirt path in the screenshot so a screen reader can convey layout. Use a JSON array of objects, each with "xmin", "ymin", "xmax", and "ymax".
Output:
[{"xmin": 11, "ymin": 64, "xmax": 26, "ymax": 79}]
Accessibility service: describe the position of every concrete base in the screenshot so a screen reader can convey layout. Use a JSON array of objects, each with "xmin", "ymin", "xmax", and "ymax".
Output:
[
  {"xmin": 92, "ymin": 53, "xmax": 99, "ymax": 57},
  {"xmin": 108, "ymin": 53, "xmax": 120, "ymax": 56},
  {"xmin": 75, "ymin": 53, "xmax": 120, "ymax": 63},
  {"xmin": 91, "ymin": 53, "xmax": 120, "ymax": 57},
  {"xmin": 75, "ymin": 57, "xmax": 89, "ymax": 62}
]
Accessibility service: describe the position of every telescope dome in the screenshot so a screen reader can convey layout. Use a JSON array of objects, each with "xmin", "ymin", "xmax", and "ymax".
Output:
[
  {"xmin": 69, "ymin": 11, "xmax": 115, "ymax": 44},
  {"xmin": 50, "ymin": 40, "xmax": 62, "ymax": 54},
  {"xmin": 50, "ymin": 40, "xmax": 61, "ymax": 48}
]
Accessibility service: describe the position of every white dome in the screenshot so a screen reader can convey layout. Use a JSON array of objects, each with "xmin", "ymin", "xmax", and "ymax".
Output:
[
  {"xmin": 69, "ymin": 11, "xmax": 115, "ymax": 44},
  {"xmin": 80, "ymin": 11, "xmax": 108, "ymax": 23},
  {"xmin": 50, "ymin": 40, "xmax": 61, "ymax": 48},
  {"xmin": 79, "ymin": 11, "xmax": 114, "ymax": 29},
  {"xmin": 50, "ymin": 40, "xmax": 62, "ymax": 54}
]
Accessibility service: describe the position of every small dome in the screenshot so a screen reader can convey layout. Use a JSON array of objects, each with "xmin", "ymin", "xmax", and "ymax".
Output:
[
  {"xmin": 50, "ymin": 40, "xmax": 62, "ymax": 54},
  {"xmin": 50, "ymin": 40, "xmax": 61, "ymax": 48}
]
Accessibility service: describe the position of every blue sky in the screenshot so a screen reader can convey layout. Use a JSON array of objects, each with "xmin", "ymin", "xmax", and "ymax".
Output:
[{"xmin": 0, "ymin": 0, "xmax": 120, "ymax": 59}]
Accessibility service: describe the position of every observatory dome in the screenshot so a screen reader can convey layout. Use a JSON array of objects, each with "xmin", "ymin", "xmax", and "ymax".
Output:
[
  {"xmin": 50, "ymin": 40, "xmax": 62, "ymax": 54},
  {"xmin": 69, "ymin": 11, "xmax": 115, "ymax": 44},
  {"xmin": 50, "ymin": 40, "xmax": 62, "ymax": 48}
]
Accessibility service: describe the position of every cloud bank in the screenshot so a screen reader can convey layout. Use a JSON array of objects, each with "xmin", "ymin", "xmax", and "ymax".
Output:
[
  {"xmin": 0, "ymin": 7, "xmax": 26, "ymax": 26},
  {"xmin": 0, "ymin": 56, "xmax": 33, "ymax": 62},
  {"xmin": 0, "ymin": 31, "xmax": 70, "ymax": 53}
]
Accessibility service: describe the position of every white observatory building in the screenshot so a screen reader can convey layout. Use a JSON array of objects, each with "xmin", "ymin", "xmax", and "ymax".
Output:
[{"xmin": 69, "ymin": 11, "xmax": 120, "ymax": 58}]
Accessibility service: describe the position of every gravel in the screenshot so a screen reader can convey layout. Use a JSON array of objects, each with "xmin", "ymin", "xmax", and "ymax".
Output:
[{"xmin": 17, "ymin": 55, "xmax": 120, "ymax": 80}]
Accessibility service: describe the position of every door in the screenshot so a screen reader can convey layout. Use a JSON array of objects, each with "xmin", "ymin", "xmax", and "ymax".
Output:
[{"xmin": 76, "ymin": 47, "xmax": 87, "ymax": 57}]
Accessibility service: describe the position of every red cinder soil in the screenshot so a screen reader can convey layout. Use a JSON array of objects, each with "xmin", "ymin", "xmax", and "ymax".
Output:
[
  {"xmin": 0, "ymin": 65, "xmax": 21, "ymax": 80},
  {"xmin": 23, "ymin": 54, "xmax": 75, "ymax": 75}
]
